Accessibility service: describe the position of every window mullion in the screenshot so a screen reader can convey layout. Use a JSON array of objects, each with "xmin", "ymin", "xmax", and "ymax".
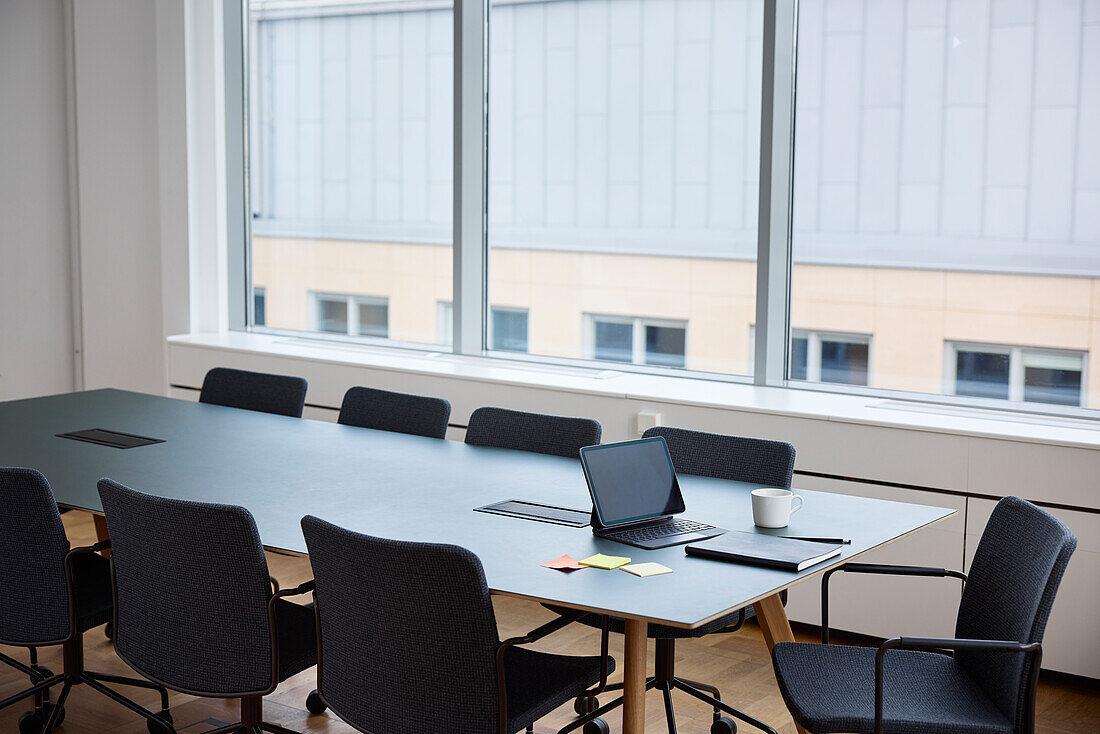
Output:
[
  {"xmin": 452, "ymin": 0, "xmax": 488, "ymax": 356},
  {"xmin": 754, "ymin": 0, "xmax": 798, "ymax": 386},
  {"xmin": 1009, "ymin": 347, "xmax": 1025, "ymax": 402}
]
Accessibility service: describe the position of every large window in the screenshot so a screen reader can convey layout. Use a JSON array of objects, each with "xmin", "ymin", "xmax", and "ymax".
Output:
[
  {"xmin": 484, "ymin": 0, "xmax": 762, "ymax": 376},
  {"xmin": 232, "ymin": 0, "xmax": 1100, "ymax": 416},
  {"xmin": 246, "ymin": 0, "xmax": 453, "ymax": 346},
  {"xmin": 788, "ymin": 0, "xmax": 1099, "ymax": 410}
]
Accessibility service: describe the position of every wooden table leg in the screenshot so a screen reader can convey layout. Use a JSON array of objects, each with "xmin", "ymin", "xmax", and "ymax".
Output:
[
  {"xmin": 92, "ymin": 514, "xmax": 111, "ymax": 557},
  {"xmin": 622, "ymin": 618, "xmax": 648, "ymax": 734},
  {"xmin": 754, "ymin": 592, "xmax": 810, "ymax": 734}
]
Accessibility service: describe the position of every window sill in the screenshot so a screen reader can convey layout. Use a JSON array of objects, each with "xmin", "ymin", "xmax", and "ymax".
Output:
[{"xmin": 167, "ymin": 331, "xmax": 1100, "ymax": 451}]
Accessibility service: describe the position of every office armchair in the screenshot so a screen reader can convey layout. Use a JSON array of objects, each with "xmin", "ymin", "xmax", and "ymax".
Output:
[
  {"xmin": 301, "ymin": 515, "xmax": 614, "ymax": 734},
  {"xmin": 556, "ymin": 427, "xmax": 796, "ymax": 734},
  {"xmin": 772, "ymin": 495, "xmax": 1077, "ymax": 734},
  {"xmin": 0, "ymin": 468, "xmax": 171, "ymax": 734},
  {"xmin": 465, "ymin": 406, "xmax": 602, "ymax": 458},
  {"xmin": 199, "ymin": 367, "xmax": 308, "ymax": 418},
  {"xmin": 338, "ymin": 386, "xmax": 452, "ymax": 439},
  {"xmin": 97, "ymin": 478, "xmax": 320, "ymax": 734}
]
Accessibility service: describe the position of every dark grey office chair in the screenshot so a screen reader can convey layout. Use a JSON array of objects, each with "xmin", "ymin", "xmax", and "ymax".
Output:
[
  {"xmin": 465, "ymin": 406, "xmax": 602, "ymax": 458},
  {"xmin": 97, "ymin": 478, "xmax": 320, "ymax": 734},
  {"xmin": 558, "ymin": 427, "xmax": 796, "ymax": 734},
  {"xmin": 0, "ymin": 468, "xmax": 171, "ymax": 734},
  {"xmin": 338, "ymin": 386, "xmax": 452, "ymax": 439},
  {"xmin": 300, "ymin": 515, "xmax": 613, "ymax": 734},
  {"xmin": 772, "ymin": 495, "xmax": 1076, "ymax": 734},
  {"xmin": 199, "ymin": 367, "xmax": 308, "ymax": 418}
]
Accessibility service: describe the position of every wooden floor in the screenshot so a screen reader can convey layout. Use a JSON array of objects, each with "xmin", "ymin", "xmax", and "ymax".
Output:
[{"xmin": 2, "ymin": 512, "xmax": 1096, "ymax": 734}]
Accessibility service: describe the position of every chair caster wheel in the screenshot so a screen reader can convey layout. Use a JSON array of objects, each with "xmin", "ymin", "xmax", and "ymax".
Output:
[
  {"xmin": 306, "ymin": 689, "xmax": 327, "ymax": 715},
  {"xmin": 711, "ymin": 716, "xmax": 737, "ymax": 734},
  {"xmin": 573, "ymin": 695, "xmax": 598, "ymax": 715},
  {"xmin": 18, "ymin": 710, "xmax": 43, "ymax": 734},
  {"xmin": 582, "ymin": 718, "xmax": 610, "ymax": 734},
  {"xmin": 147, "ymin": 710, "xmax": 173, "ymax": 734},
  {"xmin": 105, "ymin": 621, "xmax": 114, "ymax": 640},
  {"xmin": 19, "ymin": 703, "xmax": 66, "ymax": 734}
]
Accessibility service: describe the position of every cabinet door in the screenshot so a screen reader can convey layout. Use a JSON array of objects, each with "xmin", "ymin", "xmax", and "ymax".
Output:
[
  {"xmin": 965, "ymin": 498, "xmax": 1100, "ymax": 678},
  {"xmin": 785, "ymin": 475, "xmax": 966, "ymax": 640}
]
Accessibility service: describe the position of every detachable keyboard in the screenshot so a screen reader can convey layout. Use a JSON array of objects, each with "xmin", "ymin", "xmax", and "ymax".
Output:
[{"xmin": 603, "ymin": 519, "xmax": 716, "ymax": 544}]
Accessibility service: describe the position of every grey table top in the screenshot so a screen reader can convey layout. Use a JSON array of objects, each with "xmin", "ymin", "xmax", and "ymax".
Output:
[{"xmin": 0, "ymin": 389, "xmax": 954, "ymax": 629}]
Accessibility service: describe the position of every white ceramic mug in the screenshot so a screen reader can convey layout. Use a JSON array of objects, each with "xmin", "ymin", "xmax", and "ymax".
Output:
[{"xmin": 751, "ymin": 488, "xmax": 804, "ymax": 528}]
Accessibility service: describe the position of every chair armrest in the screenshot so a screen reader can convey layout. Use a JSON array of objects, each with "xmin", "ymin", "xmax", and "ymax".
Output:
[
  {"xmin": 493, "ymin": 609, "xmax": 591, "ymax": 734},
  {"xmin": 498, "ymin": 608, "xmax": 589, "ymax": 650},
  {"xmin": 66, "ymin": 540, "xmax": 112, "ymax": 558},
  {"xmin": 270, "ymin": 579, "xmax": 315, "ymax": 601},
  {"xmin": 62, "ymin": 541, "xmax": 114, "ymax": 638},
  {"xmin": 873, "ymin": 637, "xmax": 1042, "ymax": 734},
  {"xmin": 266, "ymin": 579, "xmax": 318, "ymax": 692},
  {"xmin": 822, "ymin": 563, "xmax": 967, "ymax": 643}
]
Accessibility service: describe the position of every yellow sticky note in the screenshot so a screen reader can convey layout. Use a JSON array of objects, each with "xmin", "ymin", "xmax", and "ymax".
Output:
[
  {"xmin": 579, "ymin": 553, "xmax": 632, "ymax": 570},
  {"xmin": 621, "ymin": 562, "xmax": 673, "ymax": 577}
]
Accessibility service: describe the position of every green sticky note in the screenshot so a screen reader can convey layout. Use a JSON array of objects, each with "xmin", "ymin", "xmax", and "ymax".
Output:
[
  {"xmin": 579, "ymin": 553, "xmax": 632, "ymax": 570},
  {"xmin": 620, "ymin": 562, "xmax": 673, "ymax": 577}
]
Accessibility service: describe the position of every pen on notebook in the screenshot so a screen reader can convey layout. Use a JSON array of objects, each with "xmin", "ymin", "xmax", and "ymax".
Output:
[{"xmin": 780, "ymin": 536, "xmax": 851, "ymax": 544}]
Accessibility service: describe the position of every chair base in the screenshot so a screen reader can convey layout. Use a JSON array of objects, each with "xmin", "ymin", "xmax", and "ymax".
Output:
[
  {"xmin": 203, "ymin": 695, "xmax": 304, "ymax": 734},
  {"xmin": 559, "ymin": 639, "xmax": 779, "ymax": 734},
  {"xmin": 0, "ymin": 641, "xmax": 172, "ymax": 734}
]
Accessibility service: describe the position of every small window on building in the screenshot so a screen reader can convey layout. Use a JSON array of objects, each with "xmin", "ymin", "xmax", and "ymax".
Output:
[
  {"xmin": 253, "ymin": 288, "xmax": 266, "ymax": 327},
  {"xmin": 312, "ymin": 293, "xmax": 389, "ymax": 338},
  {"xmin": 490, "ymin": 308, "xmax": 529, "ymax": 353},
  {"xmin": 948, "ymin": 343, "xmax": 1085, "ymax": 407},
  {"xmin": 588, "ymin": 315, "xmax": 687, "ymax": 368},
  {"xmin": 789, "ymin": 331, "xmax": 871, "ymax": 386}
]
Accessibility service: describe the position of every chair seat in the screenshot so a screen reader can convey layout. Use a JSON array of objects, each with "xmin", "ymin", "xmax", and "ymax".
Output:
[
  {"xmin": 771, "ymin": 642, "xmax": 1014, "ymax": 734},
  {"xmin": 273, "ymin": 599, "xmax": 318, "ymax": 682},
  {"xmin": 70, "ymin": 551, "xmax": 114, "ymax": 633},
  {"xmin": 503, "ymin": 646, "xmax": 613, "ymax": 734},
  {"xmin": 542, "ymin": 604, "xmax": 753, "ymax": 639}
]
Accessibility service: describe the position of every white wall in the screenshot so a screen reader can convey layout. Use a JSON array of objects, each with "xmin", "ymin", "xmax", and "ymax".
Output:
[
  {"xmin": 0, "ymin": 0, "xmax": 76, "ymax": 400},
  {"xmin": 0, "ymin": 0, "xmax": 193, "ymax": 401},
  {"xmin": 70, "ymin": 0, "xmax": 167, "ymax": 395}
]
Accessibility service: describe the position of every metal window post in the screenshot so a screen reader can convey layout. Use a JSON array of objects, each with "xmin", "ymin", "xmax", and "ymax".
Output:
[
  {"xmin": 224, "ymin": 0, "xmax": 249, "ymax": 331},
  {"xmin": 453, "ymin": 0, "xmax": 489, "ymax": 355},
  {"xmin": 754, "ymin": 0, "xmax": 798, "ymax": 386}
]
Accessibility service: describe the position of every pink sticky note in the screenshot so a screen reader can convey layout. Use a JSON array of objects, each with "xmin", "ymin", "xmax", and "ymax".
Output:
[{"xmin": 541, "ymin": 554, "xmax": 587, "ymax": 571}]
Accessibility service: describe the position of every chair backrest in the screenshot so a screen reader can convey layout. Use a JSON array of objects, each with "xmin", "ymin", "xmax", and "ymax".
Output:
[
  {"xmin": 97, "ymin": 479, "xmax": 276, "ymax": 695},
  {"xmin": 954, "ymin": 496, "xmax": 1076, "ymax": 732},
  {"xmin": 199, "ymin": 367, "xmax": 308, "ymax": 418},
  {"xmin": 0, "ymin": 468, "xmax": 73, "ymax": 645},
  {"xmin": 465, "ymin": 406, "xmax": 601, "ymax": 458},
  {"xmin": 338, "ymin": 386, "xmax": 452, "ymax": 439},
  {"xmin": 302, "ymin": 516, "xmax": 502, "ymax": 734},
  {"xmin": 642, "ymin": 426, "xmax": 796, "ymax": 487}
]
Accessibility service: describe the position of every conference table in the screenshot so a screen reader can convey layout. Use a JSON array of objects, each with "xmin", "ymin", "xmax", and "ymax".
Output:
[{"xmin": 0, "ymin": 389, "xmax": 954, "ymax": 734}]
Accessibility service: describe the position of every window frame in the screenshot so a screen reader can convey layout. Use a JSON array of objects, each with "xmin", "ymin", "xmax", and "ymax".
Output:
[{"xmin": 221, "ymin": 0, "xmax": 1097, "ymax": 420}]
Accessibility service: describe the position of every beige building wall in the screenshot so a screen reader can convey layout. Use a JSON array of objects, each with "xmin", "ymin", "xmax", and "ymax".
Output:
[{"xmin": 254, "ymin": 237, "xmax": 1100, "ymax": 409}]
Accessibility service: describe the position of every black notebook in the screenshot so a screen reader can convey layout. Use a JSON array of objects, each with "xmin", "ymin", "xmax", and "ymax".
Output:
[{"xmin": 685, "ymin": 531, "xmax": 842, "ymax": 571}]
